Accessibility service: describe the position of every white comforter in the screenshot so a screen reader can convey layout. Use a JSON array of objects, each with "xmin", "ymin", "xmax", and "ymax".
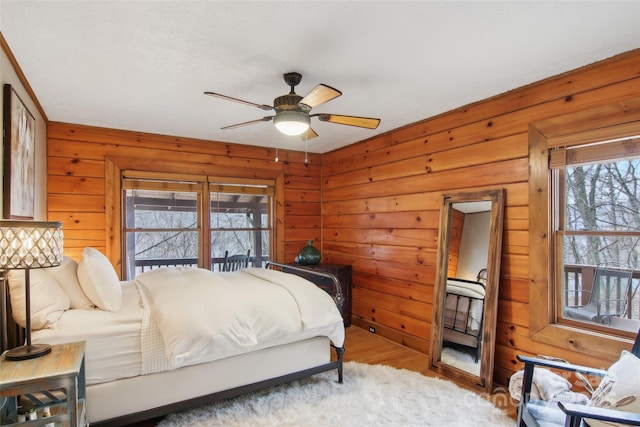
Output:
[{"xmin": 135, "ymin": 267, "xmax": 344, "ymax": 373}]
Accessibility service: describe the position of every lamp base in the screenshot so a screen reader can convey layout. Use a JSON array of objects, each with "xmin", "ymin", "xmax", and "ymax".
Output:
[{"xmin": 4, "ymin": 343, "xmax": 52, "ymax": 361}]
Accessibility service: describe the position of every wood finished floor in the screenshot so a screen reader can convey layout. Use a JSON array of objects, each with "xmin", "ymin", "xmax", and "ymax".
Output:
[{"xmin": 124, "ymin": 326, "xmax": 517, "ymax": 426}]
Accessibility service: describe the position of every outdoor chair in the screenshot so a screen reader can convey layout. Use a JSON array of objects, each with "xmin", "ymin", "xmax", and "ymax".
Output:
[
  {"xmin": 222, "ymin": 249, "xmax": 251, "ymax": 271},
  {"xmin": 565, "ymin": 264, "xmax": 636, "ymax": 325},
  {"xmin": 516, "ymin": 328, "xmax": 640, "ymax": 427}
]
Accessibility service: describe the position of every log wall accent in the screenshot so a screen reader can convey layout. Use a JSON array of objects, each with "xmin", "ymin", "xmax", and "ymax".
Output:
[
  {"xmin": 320, "ymin": 49, "xmax": 640, "ymax": 386},
  {"xmin": 47, "ymin": 123, "xmax": 322, "ymax": 265}
]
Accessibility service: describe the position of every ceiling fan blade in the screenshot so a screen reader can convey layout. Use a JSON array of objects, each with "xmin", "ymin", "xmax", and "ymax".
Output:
[
  {"xmin": 204, "ymin": 91, "xmax": 273, "ymax": 111},
  {"xmin": 314, "ymin": 114, "xmax": 381, "ymax": 129},
  {"xmin": 299, "ymin": 84, "xmax": 342, "ymax": 109},
  {"xmin": 301, "ymin": 127, "xmax": 318, "ymax": 141},
  {"xmin": 221, "ymin": 116, "xmax": 273, "ymax": 130}
]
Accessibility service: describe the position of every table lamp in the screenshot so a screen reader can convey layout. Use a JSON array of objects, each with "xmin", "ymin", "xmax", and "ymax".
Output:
[{"xmin": 0, "ymin": 220, "xmax": 63, "ymax": 360}]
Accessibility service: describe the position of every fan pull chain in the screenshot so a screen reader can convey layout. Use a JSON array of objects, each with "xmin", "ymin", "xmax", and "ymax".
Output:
[{"xmin": 304, "ymin": 141, "xmax": 308, "ymax": 164}]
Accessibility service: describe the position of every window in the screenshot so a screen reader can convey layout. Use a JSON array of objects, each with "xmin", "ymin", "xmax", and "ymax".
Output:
[
  {"xmin": 209, "ymin": 182, "xmax": 272, "ymax": 271},
  {"xmin": 552, "ymin": 145, "xmax": 640, "ymax": 335},
  {"xmin": 528, "ymin": 99, "xmax": 640, "ymax": 354},
  {"xmin": 121, "ymin": 172, "xmax": 274, "ymax": 279}
]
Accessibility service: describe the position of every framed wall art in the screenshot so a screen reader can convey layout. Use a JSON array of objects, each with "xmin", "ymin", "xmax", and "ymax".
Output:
[{"xmin": 3, "ymin": 84, "xmax": 35, "ymax": 219}]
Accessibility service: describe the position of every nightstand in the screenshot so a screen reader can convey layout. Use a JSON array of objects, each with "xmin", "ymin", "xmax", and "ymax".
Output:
[
  {"xmin": 282, "ymin": 263, "xmax": 352, "ymax": 326},
  {"xmin": 0, "ymin": 341, "xmax": 87, "ymax": 426}
]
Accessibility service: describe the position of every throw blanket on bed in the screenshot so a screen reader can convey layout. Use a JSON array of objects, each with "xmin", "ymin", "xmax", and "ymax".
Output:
[{"xmin": 135, "ymin": 267, "xmax": 344, "ymax": 373}]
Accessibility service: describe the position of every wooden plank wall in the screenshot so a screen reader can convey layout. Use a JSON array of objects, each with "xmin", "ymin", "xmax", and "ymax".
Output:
[
  {"xmin": 46, "ymin": 124, "xmax": 322, "ymax": 264},
  {"xmin": 320, "ymin": 49, "xmax": 640, "ymax": 386}
]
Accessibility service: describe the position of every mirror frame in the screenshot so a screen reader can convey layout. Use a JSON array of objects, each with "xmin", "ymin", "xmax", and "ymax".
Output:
[{"xmin": 429, "ymin": 189, "xmax": 504, "ymax": 393}]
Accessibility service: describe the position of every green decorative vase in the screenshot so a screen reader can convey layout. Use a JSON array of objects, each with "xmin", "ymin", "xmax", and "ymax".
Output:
[{"xmin": 295, "ymin": 240, "xmax": 321, "ymax": 265}]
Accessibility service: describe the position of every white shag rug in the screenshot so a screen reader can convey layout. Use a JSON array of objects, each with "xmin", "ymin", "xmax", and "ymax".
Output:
[
  {"xmin": 441, "ymin": 347, "xmax": 481, "ymax": 376},
  {"xmin": 158, "ymin": 361, "xmax": 513, "ymax": 427}
]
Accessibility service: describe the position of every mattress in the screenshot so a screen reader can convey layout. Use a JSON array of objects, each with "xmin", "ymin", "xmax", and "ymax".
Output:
[{"xmin": 32, "ymin": 281, "xmax": 143, "ymax": 385}]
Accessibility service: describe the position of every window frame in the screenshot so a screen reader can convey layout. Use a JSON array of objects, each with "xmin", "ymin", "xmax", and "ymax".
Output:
[
  {"xmin": 528, "ymin": 98, "xmax": 640, "ymax": 359},
  {"xmin": 208, "ymin": 178, "xmax": 274, "ymax": 270},
  {"xmin": 551, "ymin": 151, "xmax": 640, "ymax": 336},
  {"xmin": 122, "ymin": 177, "xmax": 204, "ymax": 278},
  {"xmin": 105, "ymin": 157, "xmax": 285, "ymax": 279},
  {"xmin": 120, "ymin": 171, "xmax": 275, "ymax": 277}
]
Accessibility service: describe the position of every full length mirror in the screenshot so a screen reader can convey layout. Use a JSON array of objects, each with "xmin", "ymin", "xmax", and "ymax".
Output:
[{"xmin": 429, "ymin": 189, "xmax": 504, "ymax": 393}]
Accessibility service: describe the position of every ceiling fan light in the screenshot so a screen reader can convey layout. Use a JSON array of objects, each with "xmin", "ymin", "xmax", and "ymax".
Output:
[{"xmin": 274, "ymin": 111, "xmax": 310, "ymax": 136}]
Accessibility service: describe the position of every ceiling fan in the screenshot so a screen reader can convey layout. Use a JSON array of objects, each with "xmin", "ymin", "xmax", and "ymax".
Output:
[{"xmin": 204, "ymin": 72, "xmax": 380, "ymax": 141}]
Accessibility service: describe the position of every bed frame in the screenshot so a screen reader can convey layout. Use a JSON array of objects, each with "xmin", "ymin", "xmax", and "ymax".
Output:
[
  {"xmin": 0, "ymin": 266, "xmax": 345, "ymax": 426},
  {"xmin": 442, "ymin": 277, "xmax": 485, "ymax": 362}
]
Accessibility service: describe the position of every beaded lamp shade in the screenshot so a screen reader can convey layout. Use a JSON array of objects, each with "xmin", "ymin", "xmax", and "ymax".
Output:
[
  {"xmin": 0, "ymin": 220, "xmax": 63, "ymax": 360},
  {"xmin": 0, "ymin": 221, "xmax": 63, "ymax": 269}
]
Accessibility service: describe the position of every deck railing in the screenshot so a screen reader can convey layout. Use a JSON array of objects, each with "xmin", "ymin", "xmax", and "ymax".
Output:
[
  {"xmin": 564, "ymin": 264, "xmax": 640, "ymax": 321},
  {"xmin": 134, "ymin": 256, "xmax": 269, "ymax": 274}
]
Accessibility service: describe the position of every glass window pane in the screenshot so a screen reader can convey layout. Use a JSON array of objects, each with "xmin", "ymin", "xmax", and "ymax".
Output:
[
  {"xmin": 558, "ymin": 155, "xmax": 640, "ymax": 334},
  {"xmin": 125, "ymin": 189, "xmax": 197, "ymax": 229},
  {"xmin": 210, "ymin": 190, "xmax": 270, "ymax": 271},
  {"xmin": 125, "ymin": 231, "xmax": 199, "ymax": 278},
  {"xmin": 565, "ymin": 160, "xmax": 640, "ymax": 232},
  {"xmin": 562, "ymin": 234, "xmax": 640, "ymax": 268},
  {"xmin": 210, "ymin": 192, "xmax": 267, "ymax": 229}
]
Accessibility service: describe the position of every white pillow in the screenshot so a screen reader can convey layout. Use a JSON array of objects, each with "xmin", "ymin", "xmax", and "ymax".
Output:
[
  {"xmin": 48, "ymin": 256, "xmax": 95, "ymax": 309},
  {"xmin": 7, "ymin": 268, "xmax": 70, "ymax": 329},
  {"xmin": 587, "ymin": 350, "xmax": 640, "ymax": 427},
  {"xmin": 77, "ymin": 247, "xmax": 122, "ymax": 312}
]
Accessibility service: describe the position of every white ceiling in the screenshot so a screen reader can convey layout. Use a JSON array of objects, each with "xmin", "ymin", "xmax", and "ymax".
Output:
[{"xmin": 1, "ymin": 1, "xmax": 639, "ymax": 154}]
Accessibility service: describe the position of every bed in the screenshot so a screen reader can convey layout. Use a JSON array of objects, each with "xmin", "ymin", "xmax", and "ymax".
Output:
[
  {"xmin": 0, "ymin": 250, "xmax": 345, "ymax": 426},
  {"xmin": 442, "ymin": 277, "xmax": 485, "ymax": 362}
]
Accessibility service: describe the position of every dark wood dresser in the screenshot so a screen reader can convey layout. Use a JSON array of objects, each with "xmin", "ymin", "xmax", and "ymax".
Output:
[{"xmin": 281, "ymin": 263, "xmax": 352, "ymax": 327}]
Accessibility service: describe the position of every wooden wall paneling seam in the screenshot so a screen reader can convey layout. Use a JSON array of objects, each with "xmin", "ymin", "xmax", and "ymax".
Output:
[
  {"xmin": 322, "ymin": 183, "xmax": 530, "ymax": 216},
  {"xmin": 323, "ymin": 243, "xmax": 435, "ymax": 267},
  {"xmin": 322, "ymin": 128, "xmax": 527, "ymax": 176},
  {"xmin": 322, "ymin": 211, "xmax": 434, "ymax": 229},
  {"xmin": 322, "ymin": 193, "xmax": 442, "ymax": 215},
  {"xmin": 353, "ymin": 286, "xmax": 429, "ymax": 319},
  {"xmin": 349, "ymin": 257, "xmax": 435, "ymax": 284},
  {"xmin": 531, "ymin": 97, "xmax": 640, "ymax": 139},
  {"xmin": 283, "ymin": 188, "xmax": 321, "ymax": 203},
  {"xmin": 322, "ymin": 158, "xmax": 528, "ymax": 202},
  {"xmin": 322, "ymin": 227, "xmax": 438, "ymax": 248},
  {"xmin": 47, "ymin": 136, "xmax": 288, "ymax": 175},
  {"xmin": 47, "ymin": 175, "xmax": 105, "ymax": 195},
  {"xmin": 352, "ymin": 271, "xmax": 432, "ymax": 303},
  {"xmin": 47, "ymin": 157, "xmax": 106, "ymax": 178},
  {"xmin": 285, "ymin": 202, "xmax": 321, "ymax": 216},
  {"xmin": 48, "ymin": 122, "xmax": 318, "ymax": 162},
  {"xmin": 352, "ymin": 300, "xmax": 431, "ymax": 340},
  {"xmin": 350, "ymin": 318, "xmax": 430, "ymax": 354},
  {"xmin": 322, "ymin": 138, "xmax": 527, "ymax": 190}
]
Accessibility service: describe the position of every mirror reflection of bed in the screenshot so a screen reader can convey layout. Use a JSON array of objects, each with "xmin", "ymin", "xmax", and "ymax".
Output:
[
  {"xmin": 441, "ymin": 202, "xmax": 491, "ymax": 377},
  {"xmin": 442, "ymin": 275, "xmax": 485, "ymax": 376},
  {"xmin": 430, "ymin": 190, "xmax": 504, "ymax": 393}
]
